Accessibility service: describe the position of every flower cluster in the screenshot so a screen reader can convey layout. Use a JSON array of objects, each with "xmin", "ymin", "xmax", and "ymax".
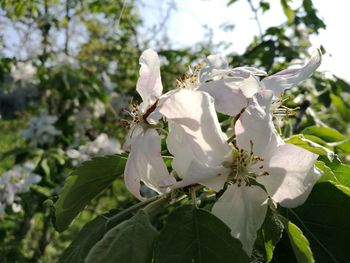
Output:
[
  {"xmin": 22, "ymin": 112, "xmax": 62, "ymax": 147},
  {"xmin": 123, "ymin": 49, "xmax": 322, "ymax": 254},
  {"xmin": 67, "ymin": 133, "xmax": 122, "ymax": 165},
  {"xmin": 0, "ymin": 163, "xmax": 41, "ymax": 214},
  {"xmin": 10, "ymin": 61, "xmax": 37, "ymax": 84}
]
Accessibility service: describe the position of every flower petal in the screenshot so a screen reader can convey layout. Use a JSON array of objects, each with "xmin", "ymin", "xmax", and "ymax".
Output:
[
  {"xmin": 198, "ymin": 78, "xmax": 248, "ymax": 116},
  {"xmin": 212, "ymin": 184, "xmax": 268, "ymax": 255},
  {"xmin": 235, "ymin": 90, "xmax": 284, "ymax": 157},
  {"xmin": 136, "ymin": 49, "xmax": 163, "ymax": 111},
  {"xmin": 174, "ymin": 158, "xmax": 229, "ymax": 191},
  {"xmin": 159, "ymin": 89, "xmax": 231, "ymax": 167},
  {"xmin": 124, "ymin": 129, "xmax": 175, "ymax": 200},
  {"xmin": 256, "ymin": 144, "xmax": 320, "ymax": 208},
  {"xmin": 261, "ymin": 49, "xmax": 322, "ymax": 96},
  {"xmin": 123, "ymin": 124, "xmax": 143, "ymax": 151}
]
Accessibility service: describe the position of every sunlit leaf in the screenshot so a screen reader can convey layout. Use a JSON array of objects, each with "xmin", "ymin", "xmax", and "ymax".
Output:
[
  {"xmin": 279, "ymin": 216, "xmax": 314, "ymax": 263},
  {"xmin": 54, "ymin": 154, "xmax": 126, "ymax": 232},
  {"xmin": 285, "ymin": 134, "xmax": 334, "ymax": 160},
  {"xmin": 301, "ymin": 126, "xmax": 346, "ymax": 142}
]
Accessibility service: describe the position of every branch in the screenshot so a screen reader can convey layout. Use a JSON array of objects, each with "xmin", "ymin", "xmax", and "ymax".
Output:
[{"xmin": 247, "ymin": 0, "xmax": 263, "ymax": 37}]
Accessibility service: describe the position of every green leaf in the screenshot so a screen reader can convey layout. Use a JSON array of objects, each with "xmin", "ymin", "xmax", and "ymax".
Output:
[
  {"xmin": 316, "ymin": 161, "xmax": 336, "ymax": 183},
  {"xmin": 336, "ymin": 139, "xmax": 350, "ymax": 153},
  {"xmin": 58, "ymin": 212, "xmax": 113, "ymax": 263},
  {"xmin": 330, "ymin": 163, "xmax": 350, "ymax": 188},
  {"xmin": 289, "ymin": 182, "xmax": 350, "ymax": 262},
  {"xmin": 227, "ymin": 0, "xmax": 238, "ymax": 6},
  {"xmin": 279, "ymin": 217, "xmax": 314, "ymax": 263},
  {"xmin": 301, "ymin": 126, "xmax": 346, "ymax": 142},
  {"xmin": 280, "ymin": 0, "xmax": 295, "ymax": 23},
  {"xmin": 316, "ymin": 161, "xmax": 350, "ymax": 197},
  {"xmin": 58, "ymin": 198, "xmax": 158, "ymax": 263},
  {"xmin": 256, "ymin": 208, "xmax": 284, "ymax": 263},
  {"xmin": 303, "ymin": 135, "xmax": 333, "ymax": 151},
  {"xmin": 40, "ymin": 158, "xmax": 50, "ymax": 176},
  {"xmin": 286, "ymin": 134, "xmax": 335, "ymax": 161},
  {"xmin": 154, "ymin": 205, "xmax": 249, "ymax": 263},
  {"xmin": 54, "ymin": 154, "xmax": 126, "ymax": 232},
  {"xmin": 85, "ymin": 210, "xmax": 158, "ymax": 263},
  {"xmin": 331, "ymin": 94, "xmax": 350, "ymax": 122}
]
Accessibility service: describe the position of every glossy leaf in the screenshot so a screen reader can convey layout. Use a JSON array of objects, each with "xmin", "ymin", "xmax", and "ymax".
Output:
[
  {"xmin": 256, "ymin": 208, "xmax": 284, "ymax": 263},
  {"xmin": 280, "ymin": 217, "xmax": 314, "ymax": 263},
  {"xmin": 54, "ymin": 154, "xmax": 126, "ymax": 232},
  {"xmin": 154, "ymin": 205, "xmax": 249, "ymax": 263},
  {"xmin": 301, "ymin": 126, "xmax": 346, "ymax": 142},
  {"xmin": 58, "ymin": 211, "xmax": 116, "ymax": 263},
  {"xmin": 285, "ymin": 134, "xmax": 334, "ymax": 160},
  {"xmin": 85, "ymin": 210, "xmax": 158, "ymax": 263},
  {"xmin": 290, "ymin": 182, "xmax": 350, "ymax": 262}
]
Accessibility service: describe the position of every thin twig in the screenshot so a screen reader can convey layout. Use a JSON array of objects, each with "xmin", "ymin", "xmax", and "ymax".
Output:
[{"xmin": 247, "ymin": 0, "xmax": 263, "ymax": 37}]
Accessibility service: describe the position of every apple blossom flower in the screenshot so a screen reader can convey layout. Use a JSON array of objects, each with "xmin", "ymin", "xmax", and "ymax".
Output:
[
  {"xmin": 10, "ymin": 61, "xmax": 37, "ymax": 84},
  {"xmin": 209, "ymin": 90, "xmax": 320, "ymax": 255},
  {"xmin": 123, "ymin": 49, "xmax": 175, "ymax": 200},
  {"xmin": 157, "ymin": 58, "xmax": 265, "ymax": 191},
  {"xmin": 159, "ymin": 89, "xmax": 232, "ymax": 191},
  {"xmin": 67, "ymin": 133, "xmax": 122, "ymax": 165},
  {"xmin": 197, "ymin": 50, "xmax": 322, "ymax": 117},
  {"xmin": 0, "ymin": 162, "xmax": 41, "ymax": 214},
  {"xmin": 22, "ymin": 112, "xmax": 62, "ymax": 147}
]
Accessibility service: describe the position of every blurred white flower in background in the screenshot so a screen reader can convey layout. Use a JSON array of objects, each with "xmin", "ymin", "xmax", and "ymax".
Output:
[
  {"xmin": 10, "ymin": 61, "xmax": 37, "ymax": 84},
  {"xmin": 72, "ymin": 100, "xmax": 106, "ymax": 137},
  {"xmin": 109, "ymin": 92, "xmax": 131, "ymax": 116},
  {"xmin": 102, "ymin": 72, "xmax": 117, "ymax": 92},
  {"xmin": 0, "ymin": 162, "xmax": 41, "ymax": 214},
  {"xmin": 67, "ymin": 133, "xmax": 122, "ymax": 165},
  {"xmin": 54, "ymin": 53, "xmax": 78, "ymax": 68},
  {"xmin": 21, "ymin": 112, "xmax": 62, "ymax": 147},
  {"xmin": 92, "ymin": 100, "xmax": 106, "ymax": 119}
]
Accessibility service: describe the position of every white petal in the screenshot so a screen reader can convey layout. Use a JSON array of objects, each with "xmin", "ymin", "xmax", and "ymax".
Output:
[
  {"xmin": 199, "ymin": 54, "xmax": 228, "ymax": 82},
  {"xmin": 124, "ymin": 129, "xmax": 175, "ymax": 200},
  {"xmin": 166, "ymin": 122, "xmax": 192, "ymax": 178},
  {"xmin": 159, "ymin": 89, "xmax": 231, "ymax": 167},
  {"xmin": 235, "ymin": 90, "xmax": 283, "ymax": 157},
  {"xmin": 232, "ymin": 67, "xmax": 267, "ymax": 77},
  {"xmin": 261, "ymin": 49, "xmax": 322, "ymax": 96},
  {"xmin": 236, "ymin": 75, "xmax": 262, "ymax": 98},
  {"xmin": 212, "ymin": 185, "xmax": 268, "ymax": 255},
  {"xmin": 206, "ymin": 54, "xmax": 228, "ymax": 69},
  {"xmin": 136, "ymin": 49, "xmax": 163, "ymax": 110},
  {"xmin": 198, "ymin": 78, "xmax": 248, "ymax": 116},
  {"xmin": 174, "ymin": 158, "xmax": 229, "ymax": 191},
  {"xmin": 256, "ymin": 144, "xmax": 319, "ymax": 207},
  {"xmin": 122, "ymin": 124, "xmax": 143, "ymax": 151}
]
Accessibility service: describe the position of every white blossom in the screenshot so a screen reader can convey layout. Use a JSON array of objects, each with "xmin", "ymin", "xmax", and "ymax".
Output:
[
  {"xmin": 123, "ymin": 49, "xmax": 175, "ymax": 200},
  {"xmin": 10, "ymin": 61, "xmax": 37, "ymax": 84},
  {"xmin": 0, "ymin": 163, "xmax": 41, "ymax": 214},
  {"xmin": 197, "ymin": 50, "xmax": 321, "ymax": 116},
  {"xmin": 67, "ymin": 133, "xmax": 122, "ymax": 165},
  {"xmin": 22, "ymin": 112, "xmax": 62, "ymax": 147}
]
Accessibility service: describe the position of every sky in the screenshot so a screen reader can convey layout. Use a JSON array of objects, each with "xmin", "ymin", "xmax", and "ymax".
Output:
[{"xmin": 140, "ymin": 0, "xmax": 350, "ymax": 81}]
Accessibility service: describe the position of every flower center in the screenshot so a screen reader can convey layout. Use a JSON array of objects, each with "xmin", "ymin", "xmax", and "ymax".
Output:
[
  {"xmin": 225, "ymin": 145, "xmax": 269, "ymax": 187},
  {"xmin": 176, "ymin": 64, "xmax": 204, "ymax": 90},
  {"xmin": 271, "ymin": 96, "xmax": 299, "ymax": 118},
  {"xmin": 122, "ymin": 99, "xmax": 160, "ymax": 130}
]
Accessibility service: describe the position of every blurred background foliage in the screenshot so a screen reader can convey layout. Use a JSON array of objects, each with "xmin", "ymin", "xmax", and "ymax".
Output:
[{"xmin": 0, "ymin": 0, "xmax": 349, "ymax": 262}]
